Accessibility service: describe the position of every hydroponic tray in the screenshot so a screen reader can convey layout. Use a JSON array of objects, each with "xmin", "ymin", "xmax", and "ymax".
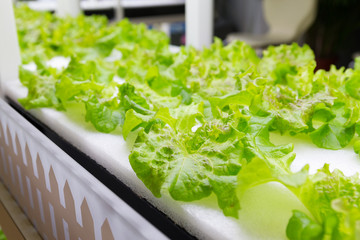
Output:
[
  {"xmin": 4, "ymin": 96, "xmax": 194, "ymax": 240},
  {"xmin": 0, "ymin": 96, "xmax": 169, "ymax": 240},
  {"xmin": 3, "ymin": 72, "xmax": 360, "ymax": 240}
]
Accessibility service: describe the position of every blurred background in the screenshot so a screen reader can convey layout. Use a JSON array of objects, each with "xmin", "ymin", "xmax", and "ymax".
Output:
[{"xmin": 15, "ymin": 0, "xmax": 360, "ymax": 70}]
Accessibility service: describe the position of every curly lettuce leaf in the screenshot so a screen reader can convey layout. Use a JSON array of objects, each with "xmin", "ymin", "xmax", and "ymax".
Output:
[
  {"xmin": 129, "ymin": 109, "xmax": 245, "ymax": 217},
  {"xmin": 238, "ymin": 114, "xmax": 308, "ymax": 193},
  {"xmin": 310, "ymin": 103, "xmax": 356, "ymax": 149},
  {"xmin": 287, "ymin": 165, "xmax": 360, "ymax": 240},
  {"xmin": 84, "ymin": 97, "xmax": 124, "ymax": 133},
  {"xmin": 258, "ymin": 43, "xmax": 316, "ymax": 94},
  {"xmin": 18, "ymin": 64, "xmax": 63, "ymax": 110},
  {"xmin": 15, "ymin": 4, "xmax": 108, "ymax": 62},
  {"xmin": 345, "ymin": 71, "xmax": 360, "ymax": 100},
  {"xmin": 286, "ymin": 210, "xmax": 323, "ymax": 240}
]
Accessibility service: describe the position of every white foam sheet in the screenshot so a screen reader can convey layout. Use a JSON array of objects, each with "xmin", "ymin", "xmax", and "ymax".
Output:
[{"xmin": 4, "ymin": 76, "xmax": 360, "ymax": 240}]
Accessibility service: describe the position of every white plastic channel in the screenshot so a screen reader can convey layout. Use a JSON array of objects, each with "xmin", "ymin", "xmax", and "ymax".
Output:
[{"xmin": 0, "ymin": 98, "xmax": 168, "ymax": 240}]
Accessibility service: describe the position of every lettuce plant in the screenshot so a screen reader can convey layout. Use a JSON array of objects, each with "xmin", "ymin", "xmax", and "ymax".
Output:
[{"xmin": 15, "ymin": 5, "xmax": 360, "ymax": 239}]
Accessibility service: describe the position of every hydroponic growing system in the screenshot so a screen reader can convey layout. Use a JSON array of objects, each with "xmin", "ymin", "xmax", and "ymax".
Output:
[{"xmin": 1, "ymin": 0, "xmax": 360, "ymax": 240}]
